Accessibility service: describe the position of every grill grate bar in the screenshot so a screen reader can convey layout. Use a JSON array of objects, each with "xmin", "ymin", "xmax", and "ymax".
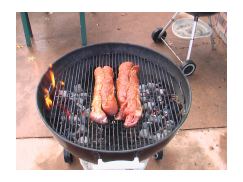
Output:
[
  {"xmin": 68, "ymin": 62, "xmax": 80, "ymax": 141},
  {"xmin": 78, "ymin": 58, "xmax": 88, "ymax": 147},
  {"xmin": 146, "ymin": 59, "xmax": 161, "ymax": 142},
  {"xmin": 165, "ymin": 70, "xmax": 181, "ymax": 125},
  {"xmin": 57, "ymin": 70, "xmax": 69, "ymax": 134},
  {"xmin": 50, "ymin": 71, "xmax": 64, "ymax": 129},
  {"xmin": 135, "ymin": 55, "xmax": 147, "ymax": 147},
  {"xmin": 114, "ymin": 53, "xmax": 120, "ymax": 151},
  {"xmin": 58, "ymin": 67, "xmax": 72, "ymax": 135},
  {"xmin": 72, "ymin": 60, "xmax": 82, "ymax": 144},
  {"xmin": 85, "ymin": 58, "xmax": 93, "ymax": 148},
  {"xmin": 140, "ymin": 57, "xmax": 154, "ymax": 144},
  {"xmin": 159, "ymin": 68, "xmax": 177, "ymax": 132},
  {"xmin": 150, "ymin": 63, "xmax": 166, "ymax": 134},
  {"xmin": 107, "ymin": 54, "xmax": 111, "ymax": 151},
  {"xmin": 147, "ymin": 60, "xmax": 164, "ymax": 140},
  {"xmin": 132, "ymin": 54, "xmax": 141, "ymax": 148},
  {"xmin": 63, "ymin": 65, "xmax": 76, "ymax": 137},
  {"xmin": 110, "ymin": 53, "xmax": 116, "ymax": 151}
]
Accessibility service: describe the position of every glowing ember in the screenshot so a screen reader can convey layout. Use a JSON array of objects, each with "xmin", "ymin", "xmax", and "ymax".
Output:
[{"xmin": 43, "ymin": 88, "xmax": 52, "ymax": 110}]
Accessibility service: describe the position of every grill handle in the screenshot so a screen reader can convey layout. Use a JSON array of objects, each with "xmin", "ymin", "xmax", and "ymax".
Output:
[{"xmin": 92, "ymin": 157, "xmax": 148, "ymax": 170}]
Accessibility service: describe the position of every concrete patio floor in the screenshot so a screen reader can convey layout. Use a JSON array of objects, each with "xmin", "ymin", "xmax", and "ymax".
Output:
[{"xmin": 16, "ymin": 12, "xmax": 227, "ymax": 170}]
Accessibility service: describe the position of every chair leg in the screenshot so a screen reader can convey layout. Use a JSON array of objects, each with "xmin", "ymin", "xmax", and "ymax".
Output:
[
  {"xmin": 20, "ymin": 12, "xmax": 32, "ymax": 47},
  {"xmin": 26, "ymin": 13, "xmax": 33, "ymax": 37},
  {"xmin": 186, "ymin": 16, "xmax": 198, "ymax": 61},
  {"xmin": 79, "ymin": 12, "xmax": 87, "ymax": 46}
]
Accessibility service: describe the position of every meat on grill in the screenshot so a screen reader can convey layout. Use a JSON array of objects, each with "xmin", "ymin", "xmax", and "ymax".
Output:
[
  {"xmin": 116, "ymin": 62, "xmax": 142, "ymax": 127},
  {"xmin": 115, "ymin": 62, "xmax": 133, "ymax": 120},
  {"xmin": 101, "ymin": 66, "xmax": 118, "ymax": 116},
  {"xmin": 90, "ymin": 66, "xmax": 118, "ymax": 124},
  {"xmin": 90, "ymin": 67, "xmax": 108, "ymax": 124}
]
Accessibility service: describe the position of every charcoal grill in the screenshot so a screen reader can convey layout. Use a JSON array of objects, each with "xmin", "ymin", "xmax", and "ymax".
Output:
[{"xmin": 36, "ymin": 43, "xmax": 191, "ymax": 169}]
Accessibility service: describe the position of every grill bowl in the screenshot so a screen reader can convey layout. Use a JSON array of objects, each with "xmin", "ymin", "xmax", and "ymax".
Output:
[{"xmin": 37, "ymin": 43, "xmax": 191, "ymax": 163}]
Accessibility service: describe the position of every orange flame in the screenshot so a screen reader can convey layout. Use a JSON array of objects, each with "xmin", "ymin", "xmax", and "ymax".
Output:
[
  {"xmin": 43, "ymin": 88, "xmax": 52, "ymax": 110},
  {"xmin": 49, "ymin": 65, "xmax": 55, "ymax": 88}
]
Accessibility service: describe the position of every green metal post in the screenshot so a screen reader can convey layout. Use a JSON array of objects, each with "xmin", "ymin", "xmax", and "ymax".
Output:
[
  {"xmin": 26, "ymin": 13, "xmax": 33, "ymax": 37},
  {"xmin": 79, "ymin": 12, "xmax": 87, "ymax": 46},
  {"xmin": 20, "ymin": 12, "xmax": 31, "ymax": 47}
]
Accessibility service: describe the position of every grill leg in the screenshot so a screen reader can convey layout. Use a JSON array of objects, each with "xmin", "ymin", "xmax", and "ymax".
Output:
[
  {"xmin": 64, "ymin": 149, "xmax": 73, "ymax": 164},
  {"xmin": 154, "ymin": 150, "xmax": 163, "ymax": 160},
  {"xmin": 186, "ymin": 16, "xmax": 198, "ymax": 61},
  {"xmin": 158, "ymin": 12, "xmax": 179, "ymax": 39}
]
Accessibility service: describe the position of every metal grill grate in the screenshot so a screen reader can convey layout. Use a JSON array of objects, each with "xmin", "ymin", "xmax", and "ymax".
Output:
[{"xmin": 47, "ymin": 52, "xmax": 184, "ymax": 151}]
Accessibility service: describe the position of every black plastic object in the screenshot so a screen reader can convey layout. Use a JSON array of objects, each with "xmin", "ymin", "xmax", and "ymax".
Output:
[
  {"xmin": 64, "ymin": 149, "xmax": 73, "ymax": 164},
  {"xmin": 151, "ymin": 28, "xmax": 167, "ymax": 43},
  {"xmin": 187, "ymin": 12, "xmax": 218, "ymax": 17},
  {"xmin": 180, "ymin": 60, "xmax": 196, "ymax": 76},
  {"xmin": 36, "ymin": 43, "xmax": 191, "ymax": 164},
  {"xmin": 154, "ymin": 151, "xmax": 163, "ymax": 160}
]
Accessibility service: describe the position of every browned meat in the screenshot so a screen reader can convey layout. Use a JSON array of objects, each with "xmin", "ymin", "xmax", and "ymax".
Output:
[
  {"xmin": 90, "ymin": 66, "xmax": 118, "ymax": 124},
  {"xmin": 115, "ymin": 62, "xmax": 133, "ymax": 120},
  {"xmin": 101, "ymin": 66, "xmax": 118, "ymax": 116},
  {"xmin": 116, "ymin": 62, "xmax": 142, "ymax": 127},
  {"xmin": 90, "ymin": 67, "xmax": 108, "ymax": 124}
]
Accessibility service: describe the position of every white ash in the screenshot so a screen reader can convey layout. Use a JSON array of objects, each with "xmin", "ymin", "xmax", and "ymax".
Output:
[
  {"xmin": 74, "ymin": 84, "xmax": 83, "ymax": 93},
  {"xmin": 78, "ymin": 136, "xmax": 88, "ymax": 144}
]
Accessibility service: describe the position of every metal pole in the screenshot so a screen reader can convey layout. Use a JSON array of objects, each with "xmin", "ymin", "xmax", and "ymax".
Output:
[
  {"xmin": 158, "ymin": 12, "xmax": 179, "ymax": 38},
  {"xmin": 80, "ymin": 12, "xmax": 87, "ymax": 46},
  {"xmin": 161, "ymin": 38, "xmax": 183, "ymax": 64},
  {"xmin": 186, "ymin": 17, "xmax": 198, "ymax": 60},
  {"xmin": 20, "ymin": 12, "xmax": 32, "ymax": 47}
]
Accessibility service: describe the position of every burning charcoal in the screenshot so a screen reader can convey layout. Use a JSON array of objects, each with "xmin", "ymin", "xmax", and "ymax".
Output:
[
  {"xmin": 74, "ymin": 84, "xmax": 82, "ymax": 93},
  {"xmin": 141, "ymin": 96, "xmax": 147, "ymax": 102},
  {"xmin": 155, "ymin": 83, "xmax": 161, "ymax": 88},
  {"xmin": 77, "ymin": 103, "xmax": 86, "ymax": 111},
  {"xmin": 59, "ymin": 90, "xmax": 67, "ymax": 97},
  {"xmin": 145, "ymin": 89, "xmax": 150, "ymax": 95},
  {"xmin": 60, "ymin": 115, "xmax": 66, "ymax": 122},
  {"xmin": 80, "ymin": 92, "xmax": 88, "ymax": 98},
  {"xmin": 76, "ymin": 123, "xmax": 86, "ymax": 134},
  {"xmin": 159, "ymin": 89, "xmax": 166, "ymax": 95},
  {"xmin": 77, "ymin": 98, "xmax": 84, "ymax": 105},
  {"xmin": 147, "ymin": 83, "xmax": 156, "ymax": 89},
  {"xmin": 163, "ymin": 108, "xmax": 171, "ymax": 117},
  {"xmin": 148, "ymin": 115, "xmax": 155, "ymax": 123},
  {"xmin": 163, "ymin": 129, "xmax": 168, "ymax": 137},
  {"xmin": 80, "ymin": 114, "xmax": 86, "ymax": 122},
  {"xmin": 143, "ymin": 103, "xmax": 148, "ymax": 110},
  {"xmin": 157, "ymin": 95, "xmax": 163, "ymax": 102},
  {"xmin": 78, "ymin": 136, "xmax": 88, "ymax": 144},
  {"xmin": 139, "ymin": 128, "xmax": 149, "ymax": 138},
  {"xmin": 69, "ymin": 114, "xmax": 78, "ymax": 126},
  {"xmin": 167, "ymin": 120, "xmax": 175, "ymax": 127},
  {"xmin": 147, "ymin": 102, "xmax": 154, "ymax": 110},
  {"xmin": 142, "ymin": 122, "xmax": 149, "ymax": 129},
  {"xmin": 156, "ymin": 133, "xmax": 162, "ymax": 140},
  {"xmin": 84, "ymin": 108, "xmax": 90, "ymax": 117},
  {"xmin": 139, "ymin": 84, "xmax": 147, "ymax": 91}
]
